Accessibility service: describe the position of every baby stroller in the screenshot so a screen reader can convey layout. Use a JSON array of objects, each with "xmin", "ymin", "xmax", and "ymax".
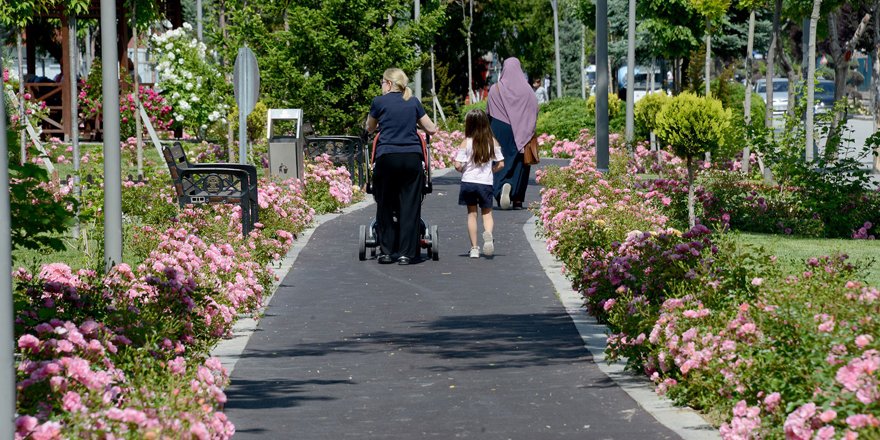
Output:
[{"xmin": 357, "ymin": 131, "xmax": 439, "ymax": 261}]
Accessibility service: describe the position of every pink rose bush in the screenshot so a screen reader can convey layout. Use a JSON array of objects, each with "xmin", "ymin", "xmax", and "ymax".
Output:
[
  {"xmin": 12, "ymin": 140, "xmax": 363, "ymax": 436},
  {"xmin": 14, "ymin": 269, "xmax": 235, "ymax": 439},
  {"xmin": 536, "ymin": 139, "xmax": 667, "ymax": 282},
  {"xmin": 429, "ymin": 130, "xmax": 464, "ymax": 169},
  {"xmin": 2, "ymin": 69, "xmax": 50, "ymax": 132},
  {"xmin": 302, "ymin": 154, "xmax": 357, "ymax": 213},
  {"xmin": 539, "ymin": 133, "xmax": 880, "ymax": 438},
  {"xmin": 79, "ymin": 69, "xmax": 173, "ymax": 139}
]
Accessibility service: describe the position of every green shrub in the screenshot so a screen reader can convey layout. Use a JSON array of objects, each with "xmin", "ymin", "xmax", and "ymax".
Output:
[
  {"xmin": 655, "ymin": 92, "xmax": 731, "ymax": 226},
  {"xmin": 586, "ymin": 93, "xmax": 623, "ymax": 119},
  {"xmin": 655, "ymin": 92, "xmax": 731, "ymax": 161},
  {"xmin": 754, "ymin": 94, "xmax": 880, "ymax": 238},
  {"xmin": 697, "ymin": 170, "xmax": 825, "ymax": 237},
  {"xmin": 459, "ymin": 100, "xmax": 487, "ymax": 121},
  {"xmin": 8, "ymin": 149, "xmax": 79, "ymax": 252},
  {"xmin": 712, "ymin": 79, "xmax": 766, "ymax": 160},
  {"xmin": 634, "ymin": 92, "xmax": 671, "ymax": 140},
  {"xmin": 536, "ymin": 97, "xmax": 593, "ymax": 140},
  {"xmin": 230, "ymin": 100, "xmax": 269, "ymax": 142}
]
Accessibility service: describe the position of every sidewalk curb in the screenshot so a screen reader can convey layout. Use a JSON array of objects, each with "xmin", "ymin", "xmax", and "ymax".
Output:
[{"xmin": 523, "ymin": 218, "xmax": 721, "ymax": 440}]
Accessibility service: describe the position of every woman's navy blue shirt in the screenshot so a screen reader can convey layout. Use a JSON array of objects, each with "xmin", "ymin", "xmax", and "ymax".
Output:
[{"xmin": 369, "ymin": 92, "xmax": 427, "ymax": 158}]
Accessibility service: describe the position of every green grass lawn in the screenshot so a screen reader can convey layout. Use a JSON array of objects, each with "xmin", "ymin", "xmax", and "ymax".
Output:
[
  {"xmin": 735, "ymin": 232, "xmax": 880, "ymax": 286},
  {"xmin": 12, "ymin": 228, "xmax": 146, "ymax": 272}
]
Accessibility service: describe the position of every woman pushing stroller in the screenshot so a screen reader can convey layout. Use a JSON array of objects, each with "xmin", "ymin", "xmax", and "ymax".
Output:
[{"xmin": 365, "ymin": 68, "xmax": 438, "ymax": 265}]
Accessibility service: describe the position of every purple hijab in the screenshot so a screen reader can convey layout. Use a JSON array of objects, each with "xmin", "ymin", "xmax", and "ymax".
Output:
[{"xmin": 486, "ymin": 57, "xmax": 538, "ymax": 152}]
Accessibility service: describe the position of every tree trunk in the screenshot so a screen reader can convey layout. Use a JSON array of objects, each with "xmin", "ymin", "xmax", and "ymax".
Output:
[
  {"xmin": 776, "ymin": 45, "xmax": 799, "ymax": 118},
  {"xmin": 625, "ymin": 0, "xmax": 636, "ymax": 145},
  {"xmin": 705, "ymin": 17, "xmax": 712, "ymax": 97},
  {"xmin": 743, "ymin": 9, "xmax": 756, "ymax": 174},
  {"xmin": 825, "ymin": 11, "xmax": 872, "ymax": 160},
  {"xmin": 219, "ymin": 0, "xmax": 227, "ymax": 40},
  {"xmin": 552, "ymin": 0, "xmax": 563, "ymax": 99},
  {"xmin": 827, "ymin": 11, "xmax": 846, "ymax": 160},
  {"xmin": 687, "ymin": 156, "xmax": 696, "ymax": 228},
  {"xmin": 464, "ymin": 0, "xmax": 474, "ymax": 101},
  {"xmin": 806, "ymin": 0, "xmax": 822, "ymax": 163},
  {"xmin": 873, "ymin": 3, "xmax": 880, "ymax": 172},
  {"xmin": 17, "ymin": 30, "xmax": 27, "ymax": 165},
  {"xmin": 220, "ymin": 0, "xmax": 234, "ymax": 161},
  {"xmin": 704, "ymin": 22, "xmax": 712, "ymax": 168},
  {"xmin": 765, "ymin": 0, "xmax": 782, "ymax": 129},
  {"xmin": 672, "ymin": 58, "xmax": 681, "ymax": 95}
]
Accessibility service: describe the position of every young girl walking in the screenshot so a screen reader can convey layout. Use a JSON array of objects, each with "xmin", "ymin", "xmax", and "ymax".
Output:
[{"xmin": 454, "ymin": 109, "xmax": 505, "ymax": 258}]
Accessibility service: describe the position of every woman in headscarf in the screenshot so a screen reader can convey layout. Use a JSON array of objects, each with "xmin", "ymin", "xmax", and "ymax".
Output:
[{"xmin": 486, "ymin": 57, "xmax": 539, "ymax": 210}]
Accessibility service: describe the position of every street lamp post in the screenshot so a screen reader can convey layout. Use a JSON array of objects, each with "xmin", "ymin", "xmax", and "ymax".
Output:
[
  {"xmin": 625, "ymin": 0, "xmax": 636, "ymax": 146},
  {"xmin": 414, "ymin": 0, "xmax": 422, "ymax": 100},
  {"xmin": 197, "ymin": 0, "xmax": 203, "ymax": 41},
  {"xmin": 1, "ymin": 46, "xmax": 15, "ymax": 440},
  {"xmin": 101, "ymin": 0, "xmax": 123, "ymax": 269},
  {"xmin": 596, "ymin": 0, "xmax": 610, "ymax": 172},
  {"xmin": 466, "ymin": 0, "xmax": 474, "ymax": 102},
  {"xmin": 551, "ymin": 0, "xmax": 563, "ymax": 99}
]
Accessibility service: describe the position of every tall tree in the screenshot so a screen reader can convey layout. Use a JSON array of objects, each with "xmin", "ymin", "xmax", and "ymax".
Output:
[
  {"xmin": 805, "ymin": 0, "xmax": 823, "ymax": 163},
  {"xmin": 740, "ymin": 0, "xmax": 766, "ymax": 174},
  {"xmin": 220, "ymin": 1, "xmax": 445, "ymax": 134},
  {"xmin": 561, "ymin": 8, "xmax": 589, "ymax": 96},
  {"xmin": 764, "ymin": 0, "xmax": 781, "ymax": 128},
  {"xmin": 873, "ymin": 1, "xmax": 880, "ymax": 156},
  {"xmin": 823, "ymin": 3, "xmax": 872, "ymax": 158},
  {"xmin": 430, "ymin": 0, "xmax": 554, "ymax": 104},
  {"xmin": 690, "ymin": 0, "xmax": 732, "ymax": 97},
  {"xmin": 631, "ymin": 0, "xmax": 703, "ymax": 93}
]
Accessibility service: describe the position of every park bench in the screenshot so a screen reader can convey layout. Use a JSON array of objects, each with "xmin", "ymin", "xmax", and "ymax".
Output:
[
  {"xmin": 304, "ymin": 135, "xmax": 370, "ymax": 189},
  {"xmin": 162, "ymin": 142, "xmax": 259, "ymax": 236}
]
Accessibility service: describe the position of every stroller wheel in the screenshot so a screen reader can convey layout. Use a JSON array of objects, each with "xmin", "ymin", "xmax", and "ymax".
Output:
[
  {"xmin": 430, "ymin": 225, "xmax": 439, "ymax": 261},
  {"xmin": 358, "ymin": 225, "xmax": 367, "ymax": 261},
  {"xmin": 369, "ymin": 222, "xmax": 378, "ymax": 257}
]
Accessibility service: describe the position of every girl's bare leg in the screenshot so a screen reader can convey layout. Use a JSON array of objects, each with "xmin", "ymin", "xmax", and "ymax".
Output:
[
  {"xmin": 481, "ymin": 207, "xmax": 495, "ymax": 256},
  {"xmin": 467, "ymin": 205, "xmax": 479, "ymax": 247},
  {"xmin": 481, "ymin": 207, "xmax": 494, "ymax": 236}
]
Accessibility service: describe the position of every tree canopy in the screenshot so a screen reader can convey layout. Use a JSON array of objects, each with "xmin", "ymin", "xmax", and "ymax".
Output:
[{"xmin": 217, "ymin": 0, "xmax": 445, "ymax": 134}]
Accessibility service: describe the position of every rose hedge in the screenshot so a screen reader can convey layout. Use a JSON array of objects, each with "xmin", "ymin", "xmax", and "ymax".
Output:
[
  {"xmin": 538, "ymin": 134, "xmax": 880, "ymax": 438},
  {"xmin": 12, "ymin": 130, "xmax": 466, "ymax": 437}
]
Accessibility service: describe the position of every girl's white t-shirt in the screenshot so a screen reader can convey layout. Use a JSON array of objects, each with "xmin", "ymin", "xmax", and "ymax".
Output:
[{"xmin": 455, "ymin": 138, "xmax": 504, "ymax": 185}]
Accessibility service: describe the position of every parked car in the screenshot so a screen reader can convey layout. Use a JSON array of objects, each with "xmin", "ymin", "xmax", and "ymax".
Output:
[
  {"xmin": 754, "ymin": 78, "xmax": 789, "ymax": 115},
  {"xmin": 754, "ymin": 78, "xmax": 837, "ymax": 115},
  {"xmin": 814, "ymin": 79, "xmax": 836, "ymax": 113}
]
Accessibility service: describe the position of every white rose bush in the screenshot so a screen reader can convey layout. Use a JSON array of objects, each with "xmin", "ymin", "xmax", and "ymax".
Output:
[{"xmin": 152, "ymin": 22, "xmax": 229, "ymax": 139}]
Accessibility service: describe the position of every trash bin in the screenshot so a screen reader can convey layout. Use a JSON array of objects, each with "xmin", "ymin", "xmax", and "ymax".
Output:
[
  {"xmin": 268, "ymin": 136, "xmax": 303, "ymax": 180},
  {"xmin": 267, "ymin": 109, "xmax": 304, "ymax": 180}
]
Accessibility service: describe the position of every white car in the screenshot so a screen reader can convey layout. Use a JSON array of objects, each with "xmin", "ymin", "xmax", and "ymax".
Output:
[
  {"xmin": 754, "ymin": 78, "xmax": 789, "ymax": 115},
  {"xmin": 754, "ymin": 78, "xmax": 836, "ymax": 115}
]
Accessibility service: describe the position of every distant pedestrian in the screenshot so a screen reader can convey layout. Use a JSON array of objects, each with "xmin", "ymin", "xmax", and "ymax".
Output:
[
  {"xmin": 487, "ymin": 57, "xmax": 539, "ymax": 210},
  {"xmin": 532, "ymin": 78, "xmax": 549, "ymax": 104},
  {"xmin": 454, "ymin": 109, "xmax": 504, "ymax": 259}
]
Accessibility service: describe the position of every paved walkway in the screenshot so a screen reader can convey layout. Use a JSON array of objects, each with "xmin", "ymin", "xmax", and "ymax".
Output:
[{"xmin": 218, "ymin": 159, "xmax": 720, "ymax": 439}]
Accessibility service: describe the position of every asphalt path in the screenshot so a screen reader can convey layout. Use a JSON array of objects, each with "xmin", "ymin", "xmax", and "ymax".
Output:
[{"xmin": 221, "ymin": 159, "xmax": 710, "ymax": 439}]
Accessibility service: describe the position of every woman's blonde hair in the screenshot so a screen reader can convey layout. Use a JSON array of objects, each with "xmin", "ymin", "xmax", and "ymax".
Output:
[{"xmin": 383, "ymin": 68, "xmax": 413, "ymax": 100}]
